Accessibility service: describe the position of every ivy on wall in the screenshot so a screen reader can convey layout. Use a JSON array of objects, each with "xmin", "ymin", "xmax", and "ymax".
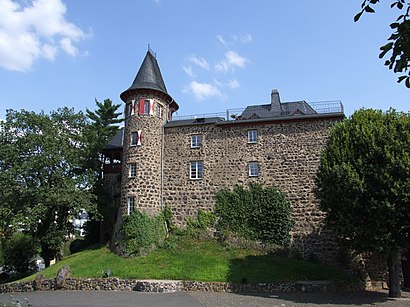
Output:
[
  {"xmin": 215, "ymin": 183, "xmax": 294, "ymax": 247},
  {"xmin": 121, "ymin": 209, "xmax": 167, "ymax": 256}
]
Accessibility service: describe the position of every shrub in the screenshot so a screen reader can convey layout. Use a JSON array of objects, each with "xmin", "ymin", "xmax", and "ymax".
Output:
[
  {"xmin": 3, "ymin": 232, "xmax": 38, "ymax": 277},
  {"xmin": 121, "ymin": 209, "xmax": 166, "ymax": 256},
  {"xmin": 215, "ymin": 183, "xmax": 294, "ymax": 247},
  {"xmin": 186, "ymin": 209, "xmax": 216, "ymax": 238}
]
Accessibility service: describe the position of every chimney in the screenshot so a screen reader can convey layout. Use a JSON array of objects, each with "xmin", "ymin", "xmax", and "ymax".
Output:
[{"xmin": 271, "ymin": 89, "xmax": 282, "ymax": 115}]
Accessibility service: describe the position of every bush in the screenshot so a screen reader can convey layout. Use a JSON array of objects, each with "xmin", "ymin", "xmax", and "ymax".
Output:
[
  {"xmin": 3, "ymin": 232, "xmax": 38, "ymax": 277},
  {"xmin": 215, "ymin": 183, "xmax": 294, "ymax": 247},
  {"xmin": 121, "ymin": 209, "xmax": 166, "ymax": 256}
]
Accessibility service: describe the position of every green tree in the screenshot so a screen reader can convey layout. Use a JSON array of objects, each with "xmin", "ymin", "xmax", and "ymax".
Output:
[
  {"xmin": 84, "ymin": 98, "xmax": 123, "ymax": 244},
  {"xmin": 3, "ymin": 232, "xmax": 37, "ymax": 278},
  {"xmin": 315, "ymin": 108, "xmax": 410, "ymax": 298},
  {"xmin": 355, "ymin": 0, "xmax": 410, "ymax": 87},
  {"xmin": 0, "ymin": 108, "xmax": 97, "ymax": 267}
]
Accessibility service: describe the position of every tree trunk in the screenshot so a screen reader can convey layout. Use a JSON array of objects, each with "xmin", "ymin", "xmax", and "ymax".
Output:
[
  {"xmin": 44, "ymin": 258, "xmax": 51, "ymax": 268},
  {"xmin": 387, "ymin": 249, "xmax": 401, "ymax": 298}
]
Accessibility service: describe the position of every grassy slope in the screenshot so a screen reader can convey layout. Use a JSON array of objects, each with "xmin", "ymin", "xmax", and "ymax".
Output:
[{"xmin": 22, "ymin": 237, "xmax": 355, "ymax": 283}]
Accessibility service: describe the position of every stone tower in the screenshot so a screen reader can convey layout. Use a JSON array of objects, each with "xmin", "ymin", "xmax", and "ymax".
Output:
[{"xmin": 111, "ymin": 50, "xmax": 178, "ymax": 253}]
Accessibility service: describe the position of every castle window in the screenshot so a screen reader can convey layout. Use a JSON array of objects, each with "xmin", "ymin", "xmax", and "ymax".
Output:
[
  {"xmin": 129, "ymin": 163, "xmax": 137, "ymax": 178},
  {"xmin": 190, "ymin": 161, "xmax": 203, "ymax": 179},
  {"xmin": 130, "ymin": 132, "xmax": 137, "ymax": 146},
  {"xmin": 248, "ymin": 162, "xmax": 259, "ymax": 177},
  {"xmin": 127, "ymin": 197, "xmax": 135, "ymax": 215},
  {"xmin": 144, "ymin": 100, "xmax": 150, "ymax": 114},
  {"xmin": 139, "ymin": 98, "xmax": 153, "ymax": 115},
  {"xmin": 248, "ymin": 130, "xmax": 257, "ymax": 143},
  {"xmin": 156, "ymin": 104, "xmax": 162, "ymax": 118},
  {"xmin": 191, "ymin": 135, "xmax": 202, "ymax": 148}
]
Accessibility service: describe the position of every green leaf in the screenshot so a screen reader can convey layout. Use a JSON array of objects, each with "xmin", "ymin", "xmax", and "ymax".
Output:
[
  {"xmin": 364, "ymin": 5, "xmax": 375, "ymax": 13},
  {"xmin": 391, "ymin": 23, "xmax": 399, "ymax": 29},
  {"xmin": 397, "ymin": 75, "xmax": 407, "ymax": 83},
  {"xmin": 354, "ymin": 11, "xmax": 363, "ymax": 22}
]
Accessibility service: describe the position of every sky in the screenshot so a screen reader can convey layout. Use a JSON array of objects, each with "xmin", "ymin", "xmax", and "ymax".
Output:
[{"xmin": 0, "ymin": 0, "xmax": 408, "ymax": 120}]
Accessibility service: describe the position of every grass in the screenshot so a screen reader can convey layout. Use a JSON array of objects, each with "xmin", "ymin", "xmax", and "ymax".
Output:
[{"xmin": 21, "ymin": 236, "xmax": 356, "ymax": 284}]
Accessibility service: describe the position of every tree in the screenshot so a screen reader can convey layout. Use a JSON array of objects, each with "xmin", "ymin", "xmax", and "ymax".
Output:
[
  {"xmin": 355, "ymin": 0, "xmax": 410, "ymax": 88},
  {"xmin": 84, "ymin": 99, "xmax": 123, "ymax": 244},
  {"xmin": 315, "ymin": 109, "xmax": 410, "ymax": 297},
  {"xmin": 3, "ymin": 232, "xmax": 37, "ymax": 278},
  {"xmin": 0, "ymin": 108, "xmax": 97, "ymax": 267}
]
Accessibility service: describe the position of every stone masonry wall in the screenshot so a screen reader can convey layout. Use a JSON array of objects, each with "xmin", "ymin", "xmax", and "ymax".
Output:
[
  {"xmin": 111, "ymin": 92, "xmax": 168, "ymax": 253},
  {"xmin": 163, "ymin": 115, "xmax": 342, "ymax": 262}
]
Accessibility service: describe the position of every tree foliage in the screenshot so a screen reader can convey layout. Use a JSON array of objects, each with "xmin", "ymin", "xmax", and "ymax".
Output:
[
  {"xmin": 355, "ymin": 0, "xmax": 410, "ymax": 87},
  {"xmin": 3, "ymin": 232, "xmax": 38, "ymax": 278},
  {"xmin": 83, "ymin": 98, "xmax": 123, "ymax": 244},
  {"xmin": 215, "ymin": 184, "xmax": 294, "ymax": 247},
  {"xmin": 0, "ymin": 108, "xmax": 97, "ymax": 267},
  {"xmin": 315, "ymin": 108, "xmax": 410, "ymax": 297}
]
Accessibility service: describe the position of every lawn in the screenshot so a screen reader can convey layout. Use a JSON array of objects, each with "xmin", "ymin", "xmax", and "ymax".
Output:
[{"xmin": 22, "ymin": 237, "xmax": 355, "ymax": 283}]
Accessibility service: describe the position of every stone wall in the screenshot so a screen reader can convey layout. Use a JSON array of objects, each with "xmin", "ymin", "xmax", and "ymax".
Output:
[
  {"xmin": 111, "ymin": 91, "xmax": 169, "ymax": 253},
  {"xmin": 163, "ymin": 115, "xmax": 342, "ymax": 262},
  {"xmin": 0, "ymin": 278, "xmax": 363, "ymax": 294}
]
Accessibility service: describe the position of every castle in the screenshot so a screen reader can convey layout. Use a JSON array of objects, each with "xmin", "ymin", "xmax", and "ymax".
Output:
[{"xmin": 103, "ymin": 50, "xmax": 345, "ymax": 261}]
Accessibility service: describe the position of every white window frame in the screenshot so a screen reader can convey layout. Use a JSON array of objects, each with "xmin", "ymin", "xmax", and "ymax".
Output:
[
  {"xmin": 130, "ymin": 131, "xmax": 137, "ymax": 147},
  {"xmin": 127, "ymin": 197, "xmax": 135, "ymax": 215},
  {"xmin": 248, "ymin": 162, "xmax": 259, "ymax": 177},
  {"xmin": 156, "ymin": 104, "xmax": 162, "ymax": 118},
  {"xmin": 190, "ymin": 161, "xmax": 204, "ymax": 180},
  {"xmin": 129, "ymin": 163, "xmax": 137, "ymax": 178},
  {"xmin": 191, "ymin": 135, "xmax": 202, "ymax": 148},
  {"xmin": 248, "ymin": 130, "xmax": 257, "ymax": 143}
]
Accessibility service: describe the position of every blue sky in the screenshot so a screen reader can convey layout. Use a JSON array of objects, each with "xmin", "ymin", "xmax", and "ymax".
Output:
[{"xmin": 0, "ymin": 0, "xmax": 408, "ymax": 120}]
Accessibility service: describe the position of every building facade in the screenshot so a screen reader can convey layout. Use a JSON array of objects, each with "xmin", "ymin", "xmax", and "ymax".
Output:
[{"xmin": 105, "ymin": 50, "xmax": 345, "ymax": 261}]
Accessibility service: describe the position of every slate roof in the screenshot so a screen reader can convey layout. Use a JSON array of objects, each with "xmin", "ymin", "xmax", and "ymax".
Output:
[
  {"xmin": 164, "ymin": 117, "xmax": 225, "ymax": 128},
  {"xmin": 120, "ymin": 51, "xmax": 169, "ymax": 102},
  {"xmin": 239, "ymin": 101, "xmax": 316, "ymax": 120},
  {"xmin": 104, "ymin": 128, "xmax": 124, "ymax": 149}
]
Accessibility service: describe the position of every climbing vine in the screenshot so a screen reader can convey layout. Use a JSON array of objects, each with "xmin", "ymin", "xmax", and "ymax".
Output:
[{"xmin": 215, "ymin": 183, "xmax": 294, "ymax": 247}]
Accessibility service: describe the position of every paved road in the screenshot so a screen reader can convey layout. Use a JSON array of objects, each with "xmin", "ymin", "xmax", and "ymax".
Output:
[{"xmin": 1, "ymin": 290, "xmax": 410, "ymax": 307}]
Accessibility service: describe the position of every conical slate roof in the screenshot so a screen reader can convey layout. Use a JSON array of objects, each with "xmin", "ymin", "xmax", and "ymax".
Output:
[{"xmin": 120, "ymin": 51, "xmax": 168, "ymax": 101}]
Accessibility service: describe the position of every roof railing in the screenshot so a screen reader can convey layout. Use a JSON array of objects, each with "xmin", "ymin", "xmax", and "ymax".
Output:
[{"xmin": 171, "ymin": 100, "xmax": 343, "ymax": 121}]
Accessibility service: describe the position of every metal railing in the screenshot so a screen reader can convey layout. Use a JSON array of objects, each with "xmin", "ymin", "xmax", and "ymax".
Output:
[{"xmin": 171, "ymin": 100, "xmax": 343, "ymax": 122}]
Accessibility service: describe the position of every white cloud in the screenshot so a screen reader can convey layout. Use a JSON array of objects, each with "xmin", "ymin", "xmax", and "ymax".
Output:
[
  {"xmin": 183, "ymin": 81, "xmax": 224, "ymax": 101},
  {"xmin": 182, "ymin": 65, "xmax": 195, "ymax": 78},
  {"xmin": 215, "ymin": 51, "xmax": 249, "ymax": 73},
  {"xmin": 217, "ymin": 33, "xmax": 253, "ymax": 46},
  {"xmin": 0, "ymin": 0, "xmax": 88, "ymax": 72},
  {"xmin": 188, "ymin": 54, "xmax": 209, "ymax": 70},
  {"xmin": 227, "ymin": 79, "xmax": 240, "ymax": 89}
]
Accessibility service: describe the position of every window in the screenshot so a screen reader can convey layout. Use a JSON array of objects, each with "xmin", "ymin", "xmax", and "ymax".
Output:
[
  {"xmin": 248, "ymin": 130, "xmax": 257, "ymax": 143},
  {"xmin": 127, "ymin": 197, "xmax": 135, "ymax": 215},
  {"xmin": 191, "ymin": 135, "xmax": 202, "ymax": 148},
  {"xmin": 130, "ymin": 132, "xmax": 137, "ymax": 146},
  {"xmin": 129, "ymin": 163, "xmax": 137, "ymax": 178},
  {"xmin": 190, "ymin": 161, "xmax": 204, "ymax": 179},
  {"xmin": 248, "ymin": 162, "xmax": 259, "ymax": 177},
  {"xmin": 156, "ymin": 104, "xmax": 162, "ymax": 118},
  {"xmin": 144, "ymin": 100, "xmax": 150, "ymax": 114}
]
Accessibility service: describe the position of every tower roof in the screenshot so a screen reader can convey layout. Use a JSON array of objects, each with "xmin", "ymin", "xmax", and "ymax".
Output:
[{"xmin": 120, "ymin": 51, "xmax": 178, "ymax": 112}]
